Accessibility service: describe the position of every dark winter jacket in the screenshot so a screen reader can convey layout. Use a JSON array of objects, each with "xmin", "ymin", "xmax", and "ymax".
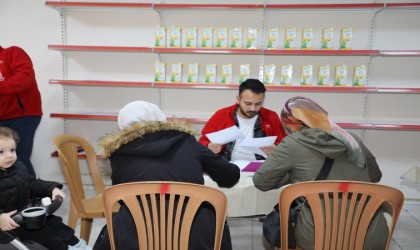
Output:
[
  {"xmin": 0, "ymin": 160, "xmax": 62, "ymax": 214},
  {"xmin": 96, "ymin": 120, "xmax": 240, "ymax": 250}
]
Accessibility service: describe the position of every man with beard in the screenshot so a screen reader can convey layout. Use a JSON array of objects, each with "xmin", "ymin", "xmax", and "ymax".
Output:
[{"xmin": 199, "ymin": 78, "xmax": 286, "ymax": 162}]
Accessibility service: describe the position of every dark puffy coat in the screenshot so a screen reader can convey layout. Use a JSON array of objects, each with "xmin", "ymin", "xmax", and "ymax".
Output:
[
  {"xmin": 0, "ymin": 160, "xmax": 62, "ymax": 214},
  {"xmin": 95, "ymin": 120, "xmax": 240, "ymax": 250}
]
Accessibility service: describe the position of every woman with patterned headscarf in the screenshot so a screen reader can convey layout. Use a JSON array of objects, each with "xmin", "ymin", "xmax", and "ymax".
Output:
[
  {"xmin": 94, "ymin": 101, "xmax": 240, "ymax": 250},
  {"xmin": 253, "ymin": 96, "xmax": 387, "ymax": 249}
]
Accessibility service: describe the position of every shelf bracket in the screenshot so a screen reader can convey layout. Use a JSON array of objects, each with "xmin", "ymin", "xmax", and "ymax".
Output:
[
  {"xmin": 59, "ymin": 7, "xmax": 70, "ymax": 134},
  {"xmin": 258, "ymin": 1, "xmax": 268, "ymax": 82}
]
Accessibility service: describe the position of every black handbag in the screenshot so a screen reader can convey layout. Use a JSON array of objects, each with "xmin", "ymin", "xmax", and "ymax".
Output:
[
  {"xmin": 262, "ymin": 158, "xmax": 334, "ymax": 248},
  {"xmin": 263, "ymin": 200, "xmax": 303, "ymax": 248}
]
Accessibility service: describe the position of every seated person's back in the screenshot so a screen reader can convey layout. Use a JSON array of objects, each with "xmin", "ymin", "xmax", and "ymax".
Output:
[{"xmin": 253, "ymin": 96, "xmax": 387, "ymax": 250}]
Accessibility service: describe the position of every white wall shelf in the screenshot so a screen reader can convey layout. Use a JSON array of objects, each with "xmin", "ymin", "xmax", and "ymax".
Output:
[
  {"xmin": 49, "ymin": 79, "xmax": 420, "ymax": 94},
  {"xmin": 46, "ymin": 1, "xmax": 420, "ymax": 136},
  {"xmin": 49, "ymin": 112, "xmax": 420, "ymax": 131},
  {"xmin": 48, "ymin": 45, "xmax": 420, "ymax": 56},
  {"xmin": 45, "ymin": 2, "xmax": 420, "ymax": 11}
]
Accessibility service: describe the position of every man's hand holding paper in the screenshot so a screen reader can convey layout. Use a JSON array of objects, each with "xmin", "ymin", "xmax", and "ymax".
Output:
[
  {"xmin": 206, "ymin": 126, "xmax": 244, "ymax": 154},
  {"xmin": 238, "ymin": 136, "xmax": 277, "ymax": 158},
  {"xmin": 205, "ymin": 126, "xmax": 243, "ymax": 144}
]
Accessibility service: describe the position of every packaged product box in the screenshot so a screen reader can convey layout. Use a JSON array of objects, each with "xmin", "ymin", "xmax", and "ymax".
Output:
[
  {"xmin": 280, "ymin": 64, "xmax": 293, "ymax": 85},
  {"xmin": 317, "ymin": 65, "xmax": 331, "ymax": 86},
  {"xmin": 155, "ymin": 26, "xmax": 166, "ymax": 48},
  {"xmin": 185, "ymin": 27, "xmax": 198, "ymax": 48},
  {"xmin": 216, "ymin": 27, "xmax": 228, "ymax": 48},
  {"xmin": 340, "ymin": 27, "xmax": 353, "ymax": 50},
  {"xmin": 334, "ymin": 65, "xmax": 348, "ymax": 86},
  {"xmin": 239, "ymin": 64, "xmax": 251, "ymax": 83},
  {"xmin": 300, "ymin": 65, "xmax": 314, "ymax": 86},
  {"xmin": 322, "ymin": 28, "xmax": 334, "ymax": 50},
  {"xmin": 169, "ymin": 26, "xmax": 181, "ymax": 48},
  {"xmin": 353, "ymin": 65, "xmax": 367, "ymax": 86},
  {"xmin": 284, "ymin": 27, "xmax": 297, "ymax": 49},
  {"xmin": 221, "ymin": 64, "xmax": 233, "ymax": 84},
  {"xmin": 201, "ymin": 27, "xmax": 213, "ymax": 48},
  {"xmin": 205, "ymin": 64, "xmax": 217, "ymax": 83},
  {"xmin": 187, "ymin": 63, "xmax": 199, "ymax": 83},
  {"xmin": 231, "ymin": 27, "xmax": 243, "ymax": 49},
  {"xmin": 263, "ymin": 64, "xmax": 276, "ymax": 85},
  {"xmin": 267, "ymin": 28, "xmax": 280, "ymax": 49},
  {"xmin": 246, "ymin": 27, "xmax": 258, "ymax": 49},
  {"xmin": 170, "ymin": 63, "xmax": 183, "ymax": 83},
  {"xmin": 154, "ymin": 62, "xmax": 166, "ymax": 82},
  {"xmin": 301, "ymin": 28, "xmax": 314, "ymax": 49}
]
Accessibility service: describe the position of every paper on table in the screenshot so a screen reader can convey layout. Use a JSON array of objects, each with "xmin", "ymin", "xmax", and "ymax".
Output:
[
  {"xmin": 239, "ymin": 136, "xmax": 277, "ymax": 158},
  {"xmin": 401, "ymin": 165, "xmax": 420, "ymax": 184},
  {"xmin": 206, "ymin": 126, "xmax": 243, "ymax": 144}
]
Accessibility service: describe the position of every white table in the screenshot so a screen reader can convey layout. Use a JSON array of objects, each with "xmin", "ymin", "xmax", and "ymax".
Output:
[{"xmin": 204, "ymin": 173, "xmax": 281, "ymax": 217}]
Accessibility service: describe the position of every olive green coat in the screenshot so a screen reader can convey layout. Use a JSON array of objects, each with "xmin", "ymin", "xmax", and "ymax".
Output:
[{"xmin": 253, "ymin": 128, "xmax": 387, "ymax": 250}]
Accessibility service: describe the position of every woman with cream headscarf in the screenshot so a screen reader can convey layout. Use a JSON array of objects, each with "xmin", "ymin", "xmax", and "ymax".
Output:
[
  {"xmin": 94, "ymin": 101, "xmax": 240, "ymax": 250},
  {"xmin": 253, "ymin": 96, "xmax": 387, "ymax": 250}
]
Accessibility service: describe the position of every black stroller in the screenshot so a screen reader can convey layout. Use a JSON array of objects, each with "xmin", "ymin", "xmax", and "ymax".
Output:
[
  {"xmin": 0, "ymin": 231, "xmax": 40, "ymax": 250},
  {"xmin": 0, "ymin": 197, "xmax": 63, "ymax": 250}
]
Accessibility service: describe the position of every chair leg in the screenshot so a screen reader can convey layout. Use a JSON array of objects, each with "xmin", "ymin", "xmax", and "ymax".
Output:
[
  {"xmin": 68, "ymin": 201, "xmax": 78, "ymax": 229},
  {"xmin": 80, "ymin": 218, "xmax": 93, "ymax": 244}
]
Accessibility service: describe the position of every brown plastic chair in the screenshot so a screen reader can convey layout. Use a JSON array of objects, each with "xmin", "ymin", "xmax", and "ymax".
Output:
[
  {"xmin": 278, "ymin": 180, "xmax": 404, "ymax": 250},
  {"xmin": 53, "ymin": 134, "xmax": 107, "ymax": 243},
  {"xmin": 102, "ymin": 181, "xmax": 228, "ymax": 250}
]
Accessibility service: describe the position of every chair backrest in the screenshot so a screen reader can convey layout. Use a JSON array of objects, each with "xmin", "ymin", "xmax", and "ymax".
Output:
[
  {"xmin": 278, "ymin": 180, "xmax": 404, "ymax": 250},
  {"xmin": 102, "ymin": 181, "xmax": 228, "ymax": 250},
  {"xmin": 53, "ymin": 134, "xmax": 106, "ymax": 213}
]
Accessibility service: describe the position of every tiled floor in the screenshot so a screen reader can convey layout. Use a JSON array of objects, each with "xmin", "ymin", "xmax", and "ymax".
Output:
[{"xmin": 8, "ymin": 185, "xmax": 419, "ymax": 250}]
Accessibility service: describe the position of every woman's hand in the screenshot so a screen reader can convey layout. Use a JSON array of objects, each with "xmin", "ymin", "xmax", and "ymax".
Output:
[
  {"xmin": 208, "ymin": 143, "xmax": 222, "ymax": 154},
  {"xmin": 261, "ymin": 144, "xmax": 276, "ymax": 156}
]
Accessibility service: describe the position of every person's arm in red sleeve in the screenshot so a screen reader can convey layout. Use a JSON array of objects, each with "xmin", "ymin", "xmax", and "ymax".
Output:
[
  {"xmin": 260, "ymin": 109, "xmax": 287, "ymax": 145},
  {"xmin": 198, "ymin": 108, "xmax": 226, "ymax": 146},
  {"xmin": 198, "ymin": 114, "xmax": 223, "ymax": 154},
  {"xmin": 0, "ymin": 46, "xmax": 37, "ymax": 96},
  {"xmin": 271, "ymin": 114, "xmax": 287, "ymax": 145},
  {"xmin": 198, "ymin": 121, "xmax": 213, "ymax": 147},
  {"xmin": 200, "ymin": 107, "xmax": 238, "ymax": 155}
]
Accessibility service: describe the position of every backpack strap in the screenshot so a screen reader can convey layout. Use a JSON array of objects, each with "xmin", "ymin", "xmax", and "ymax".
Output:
[{"xmin": 315, "ymin": 158, "xmax": 334, "ymax": 180}]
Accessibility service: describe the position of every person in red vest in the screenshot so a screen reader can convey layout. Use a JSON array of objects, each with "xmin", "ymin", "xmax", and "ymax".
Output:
[{"xmin": 199, "ymin": 78, "xmax": 286, "ymax": 162}]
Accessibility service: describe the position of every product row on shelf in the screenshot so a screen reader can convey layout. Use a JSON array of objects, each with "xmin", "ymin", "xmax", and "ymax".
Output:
[
  {"xmin": 156, "ymin": 26, "xmax": 353, "ymax": 50},
  {"xmin": 156, "ymin": 62, "xmax": 367, "ymax": 86}
]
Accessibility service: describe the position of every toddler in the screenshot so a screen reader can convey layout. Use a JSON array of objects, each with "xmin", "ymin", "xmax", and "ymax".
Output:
[{"xmin": 0, "ymin": 127, "xmax": 91, "ymax": 250}]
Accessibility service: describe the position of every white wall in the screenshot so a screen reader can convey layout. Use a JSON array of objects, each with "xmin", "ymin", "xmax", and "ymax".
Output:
[{"xmin": 1, "ymin": 0, "xmax": 419, "ymax": 199}]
